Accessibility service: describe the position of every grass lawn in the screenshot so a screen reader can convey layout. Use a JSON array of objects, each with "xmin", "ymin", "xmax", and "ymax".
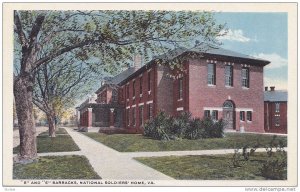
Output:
[
  {"xmin": 83, "ymin": 132, "xmax": 287, "ymax": 152},
  {"xmin": 14, "ymin": 135, "xmax": 80, "ymax": 154},
  {"xmin": 38, "ymin": 128, "xmax": 68, "ymax": 136},
  {"xmin": 135, "ymin": 153, "xmax": 287, "ymax": 180},
  {"xmin": 13, "ymin": 155, "xmax": 101, "ymax": 179}
]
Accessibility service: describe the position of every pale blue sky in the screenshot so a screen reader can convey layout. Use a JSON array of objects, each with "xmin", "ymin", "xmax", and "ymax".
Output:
[{"xmin": 215, "ymin": 12, "xmax": 288, "ymax": 90}]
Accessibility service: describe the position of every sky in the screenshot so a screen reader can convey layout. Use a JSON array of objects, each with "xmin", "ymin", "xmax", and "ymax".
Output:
[{"xmin": 215, "ymin": 12, "xmax": 288, "ymax": 90}]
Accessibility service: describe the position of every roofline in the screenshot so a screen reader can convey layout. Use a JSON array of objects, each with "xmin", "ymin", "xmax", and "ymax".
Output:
[{"xmin": 118, "ymin": 50, "xmax": 270, "ymax": 85}]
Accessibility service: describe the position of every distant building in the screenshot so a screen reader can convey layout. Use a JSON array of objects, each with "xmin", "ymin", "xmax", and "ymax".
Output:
[
  {"xmin": 264, "ymin": 87, "xmax": 287, "ymax": 134},
  {"xmin": 77, "ymin": 47, "xmax": 270, "ymax": 133}
]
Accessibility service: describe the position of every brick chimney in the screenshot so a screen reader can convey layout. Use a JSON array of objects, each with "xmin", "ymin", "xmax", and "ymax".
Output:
[
  {"xmin": 133, "ymin": 55, "xmax": 142, "ymax": 70},
  {"xmin": 265, "ymin": 87, "xmax": 268, "ymax": 91},
  {"xmin": 270, "ymin": 86, "xmax": 275, "ymax": 91}
]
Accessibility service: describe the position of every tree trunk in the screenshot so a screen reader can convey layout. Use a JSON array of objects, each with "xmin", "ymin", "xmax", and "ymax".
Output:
[
  {"xmin": 47, "ymin": 112, "xmax": 56, "ymax": 137},
  {"xmin": 13, "ymin": 74, "xmax": 37, "ymax": 163}
]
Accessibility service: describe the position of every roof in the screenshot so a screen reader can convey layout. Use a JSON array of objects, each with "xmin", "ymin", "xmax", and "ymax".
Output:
[
  {"xmin": 155, "ymin": 47, "xmax": 270, "ymax": 65},
  {"xmin": 264, "ymin": 91, "xmax": 288, "ymax": 102},
  {"xmin": 110, "ymin": 67, "xmax": 137, "ymax": 84}
]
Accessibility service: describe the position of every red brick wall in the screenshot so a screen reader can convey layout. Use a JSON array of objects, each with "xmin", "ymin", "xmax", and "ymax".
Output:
[
  {"xmin": 264, "ymin": 101, "xmax": 287, "ymax": 133},
  {"xmin": 122, "ymin": 66, "xmax": 156, "ymax": 132},
  {"xmin": 157, "ymin": 65, "xmax": 174, "ymax": 115},
  {"xmin": 173, "ymin": 62, "xmax": 189, "ymax": 115},
  {"xmin": 188, "ymin": 58, "xmax": 265, "ymax": 133}
]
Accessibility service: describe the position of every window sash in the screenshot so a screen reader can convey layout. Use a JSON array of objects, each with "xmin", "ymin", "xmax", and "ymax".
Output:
[
  {"xmin": 225, "ymin": 65, "xmax": 233, "ymax": 86},
  {"xmin": 178, "ymin": 78, "xmax": 183, "ymax": 99},
  {"xmin": 139, "ymin": 106, "xmax": 144, "ymax": 126},
  {"xmin": 207, "ymin": 64, "xmax": 216, "ymax": 85},
  {"xmin": 240, "ymin": 111, "xmax": 245, "ymax": 121},
  {"xmin": 148, "ymin": 71, "xmax": 151, "ymax": 91},
  {"xmin": 241, "ymin": 68, "xmax": 249, "ymax": 88},
  {"xmin": 204, "ymin": 110, "xmax": 210, "ymax": 118},
  {"xmin": 139, "ymin": 77, "xmax": 143, "ymax": 94},
  {"xmin": 247, "ymin": 111, "xmax": 252, "ymax": 121},
  {"xmin": 211, "ymin": 110, "xmax": 218, "ymax": 120},
  {"xmin": 275, "ymin": 103, "xmax": 280, "ymax": 113},
  {"xmin": 148, "ymin": 104, "xmax": 153, "ymax": 119},
  {"xmin": 132, "ymin": 108, "xmax": 136, "ymax": 126}
]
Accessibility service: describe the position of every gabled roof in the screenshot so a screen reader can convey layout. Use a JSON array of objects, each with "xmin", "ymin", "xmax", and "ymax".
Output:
[
  {"xmin": 264, "ymin": 91, "xmax": 288, "ymax": 102},
  {"xmin": 110, "ymin": 67, "xmax": 137, "ymax": 84}
]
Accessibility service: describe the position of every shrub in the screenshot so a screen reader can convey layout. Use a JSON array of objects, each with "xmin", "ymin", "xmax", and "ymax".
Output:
[
  {"xmin": 143, "ymin": 111, "xmax": 173, "ymax": 140},
  {"xmin": 172, "ymin": 112, "xmax": 192, "ymax": 139},
  {"xmin": 144, "ymin": 111, "xmax": 225, "ymax": 140},
  {"xmin": 184, "ymin": 118, "xmax": 204, "ymax": 139},
  {"xmin": 260, "ymin": 151, "xmax": 287, "ymax": 180}
]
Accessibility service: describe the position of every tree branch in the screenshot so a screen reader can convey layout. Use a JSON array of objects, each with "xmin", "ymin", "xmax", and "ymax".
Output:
[{"xmin": 14, "ymin": 11, "xmax": 28, "ymax": 48}]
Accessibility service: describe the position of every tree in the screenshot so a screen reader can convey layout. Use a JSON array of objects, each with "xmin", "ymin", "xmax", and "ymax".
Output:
[
  {"xmin": 14, "ymin": 10, "xmax": 225, "ymax": 162},
  {"xmin": 32, "ymin": 55, "xmax": 95, "ymax": 137}
]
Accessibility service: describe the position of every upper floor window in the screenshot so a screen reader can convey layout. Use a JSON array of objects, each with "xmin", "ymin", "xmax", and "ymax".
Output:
[
  {"xmin": 148, "ymin": 71, "xmax": 151, "ymax": 91},
  {"xmin": 275, "ymin": 103, "xmax": 280, "ymax": 113},
  {"xmin": 225, "ymin": 65, "xmax": 233, "ymax": 87},
  {"xmin": 133, "ymin": 81, "xmax": 136, "ymax": 97},
  {"xmin": 241, "ymin": 68, "xmax": 249, "ymax": 88},
  {"xmin": 178, "ymin": 78, "xmax": 183, "ymax": 100},
  {"xmin": 126, "ymin": 85, "xmax": 129, "ymax": 99},
  {"xmin": 139, "ymin": 76, "xmax": 143, "ymax": 95},
  {"xmin": 207, "ymin": 64, "xmax": 216, "ymax": 85}
]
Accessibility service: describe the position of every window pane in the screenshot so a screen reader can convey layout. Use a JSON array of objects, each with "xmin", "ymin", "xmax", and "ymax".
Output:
[
  {"xmin": 247, "ymin": 111, "xmax": 252, "ymax": 121},
  {"xmin": 242, "ymin": 68, "xmax": 249, "ymax": 88},
  {"xmin": 178, "ymin": 78, "xmax": 183, "ymax": 99},
  {"xmin": 225, "ymin": 65, "xmax": 233, "ymax": 86},
  {"xmin": 207, "ymin": 64, "xmax": 216, "ymax": 85},
  {"xmin": 204, "ymin": 110, "xmax": 210, "ymax": 118}
]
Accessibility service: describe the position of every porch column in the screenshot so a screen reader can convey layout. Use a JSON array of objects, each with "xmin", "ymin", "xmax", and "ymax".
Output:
[
  {"xmin": 109, "ymin": 108, "xmax": 115, "ymax": 128},
  {"xmin": 87, "ymin": 108, "xmax": 93, "ymax": 128}
]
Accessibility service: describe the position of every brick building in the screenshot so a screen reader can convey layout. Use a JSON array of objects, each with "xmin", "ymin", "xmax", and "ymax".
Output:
[
  {"xmin": 77, "ymin": 47, "xmax": 271, "ymax": 133},
  {"xmin": 264, "ymin": 87, "xmax": 288, "ymax": 134}
]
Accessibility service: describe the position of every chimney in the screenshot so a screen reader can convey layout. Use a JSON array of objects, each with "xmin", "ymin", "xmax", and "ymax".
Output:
[
  {"xmin": 270, "ymin": 86, "xmax": 275, "ymax": 91},
  {"xmin": 264, "ymin": 87, "xmax": 268, "ymax": 91},
  {"xmin": 133, "ymin": 55, "xmax": 142, "ymax": 70}
]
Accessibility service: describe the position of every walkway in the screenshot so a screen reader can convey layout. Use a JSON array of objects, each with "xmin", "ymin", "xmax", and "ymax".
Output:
[{"xmin": 64, "ymin": 128, "xmax": 173, "ymax": 180}]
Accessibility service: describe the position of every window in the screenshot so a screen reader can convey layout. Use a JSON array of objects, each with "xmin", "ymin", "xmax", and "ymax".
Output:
[
  {"xmin": 139, "ymin": 77, "xmax": 143, "ymax": 95},
  {"xmin": 240, "ymin": 111, "xmax": 245, "ymax": 121},
  {"xmin": 247, "ymin": 111, "xmax": 252, "ymax": 121},
  {"xmin": 127, "ymin": 108, "xmax": 130, "ymax": 126},
  {"xmin": 148, "ymin": 103, "xmax": 153, "ymax": 119},
  {"xmin": 133, "ymin": 81, "xmax": 136, "ymax": 97},
  {"xmin": 275, "ymin": 115, "xmax": 280, "ymax": 127},
  {"xmin": 132, "ymin": 108, "xmax": 136, "ymax": 126},
  {"xmin": 207, "ymin": 64, "xmax": 216, "ymax": 85},
  {"xmin": 178, "ymin": 78, "xmax": 183, "ymax": 100},
  {"xmin": 148, "ymin": 71, "xmax": 151, "ymax": 91},
  {"xmin": 126, "ymin": 85, "xmax": 129, "ymax": 99},
  {"xmin": 241, "ymin": 68, "xmax": 249, "ymax": 88},
  {"xmin": 225, "ymin": 65, "xmax": 233, "ymax": 86},
  {"xmin": 275, "ymin": 103, "xmax": 280, "ymax": 113},
  {"xmin": 204, "ymin": 110, "xmax": 210, "ymax": 118},
  {"xmin": 139, "ymin": 105, "xmax": 144, "ymax": 126},
  {"xmin": 211, "ymin": 110, "xmax": 218, "ymax": 121}
]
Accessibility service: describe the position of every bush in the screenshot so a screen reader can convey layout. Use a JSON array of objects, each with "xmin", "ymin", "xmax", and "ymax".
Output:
[
  {"xmin": 143, "ymin": 111, "xmax": 173, "ymax": 140},
  {"xmin": 260, "ymin": 151, "xmax": 287, "ymax": 180},
  {"xmin": 144, "ymin": 111, "xmax": 224, "ymax": 140}
]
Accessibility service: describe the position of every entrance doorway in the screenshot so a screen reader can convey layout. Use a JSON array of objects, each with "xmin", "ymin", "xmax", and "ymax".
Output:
[{"xmin": 222, "ymin": 100, "xmax": 235, "ymax": 130}]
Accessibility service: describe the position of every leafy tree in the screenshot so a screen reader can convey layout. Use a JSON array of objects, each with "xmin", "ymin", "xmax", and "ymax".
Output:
[
  {"xmin": 14, "ymin": 10, "xmax": 225, "ymax": 162},
  {"xmin": 32, "ymin": 55, "xmax": 96, "ymax": 137}
]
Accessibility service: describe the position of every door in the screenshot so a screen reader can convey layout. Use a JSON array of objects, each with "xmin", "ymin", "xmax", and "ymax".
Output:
[{"xmin": 223, "ymin": 100, "xmax": 235, "ymax": 130}]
